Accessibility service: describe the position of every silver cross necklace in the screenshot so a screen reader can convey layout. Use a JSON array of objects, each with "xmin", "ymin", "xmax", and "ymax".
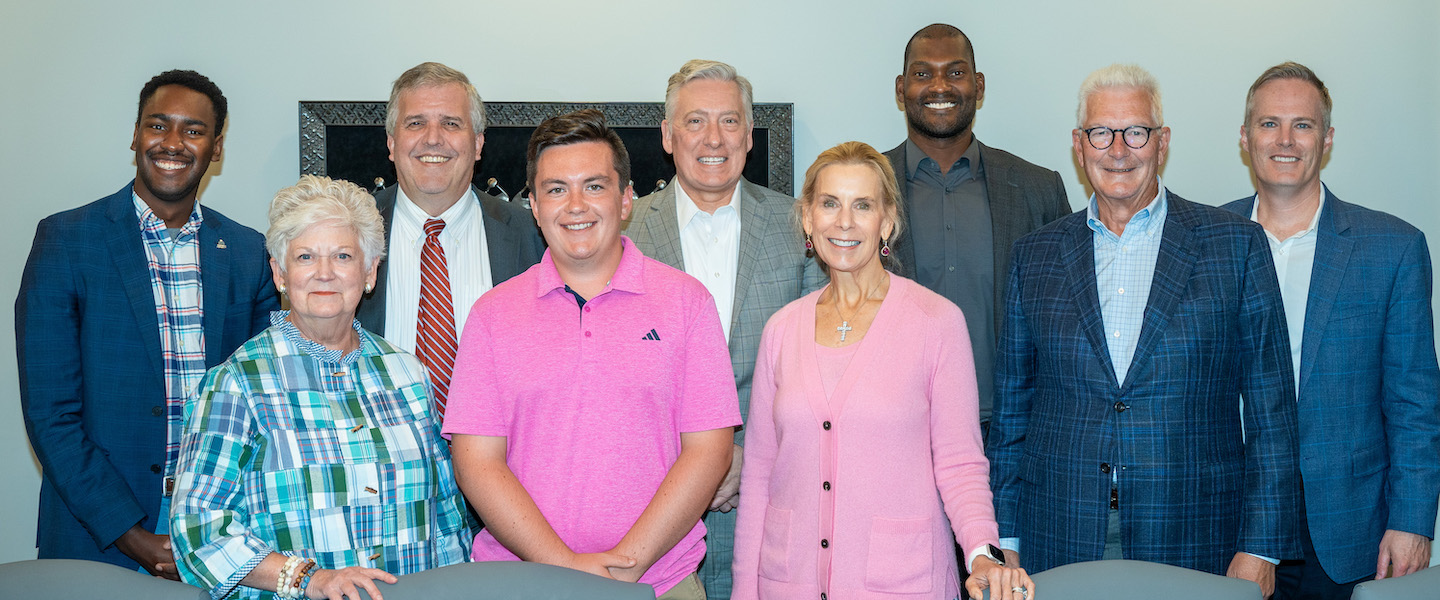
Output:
[{"xmin": 835, "ymin": 301, "xmax": 861, "ymax": 342}]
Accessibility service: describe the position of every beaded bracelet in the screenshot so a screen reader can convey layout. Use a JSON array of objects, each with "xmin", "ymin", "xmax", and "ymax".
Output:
[
  {"xmin": 293, "ymin": 560, "xmax": 317, "ymax": 599},
  {"xmin": 276, "ymin": 558, "xmax": 318, "ymax": 600},
  {"xmin": 275, "ymin": 556, "xmax": 302, "ymax": 599}
]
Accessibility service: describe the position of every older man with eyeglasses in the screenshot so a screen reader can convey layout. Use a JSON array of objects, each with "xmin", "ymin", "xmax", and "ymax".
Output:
[{"xmin": 987, "ymin": 63, "xmax": 1302, "ymax": 597}]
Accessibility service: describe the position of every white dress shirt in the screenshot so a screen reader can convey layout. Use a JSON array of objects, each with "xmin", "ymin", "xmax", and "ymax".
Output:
[
  {"xmin": 675, "ymin": 180, "xmax": 742, "ymax": 342},
  {"xmin": 1251, "ymin": 187, "xmax": 1325, "ymax": 389},
  {"xmin": 384, "ymin": 187, "xmax": 493, "ymax": 353}
]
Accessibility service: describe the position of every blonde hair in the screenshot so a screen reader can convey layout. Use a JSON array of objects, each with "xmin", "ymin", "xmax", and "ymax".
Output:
[{"xmin": 795, "ymin": 141, "xmax": 905, "ymax": 273}]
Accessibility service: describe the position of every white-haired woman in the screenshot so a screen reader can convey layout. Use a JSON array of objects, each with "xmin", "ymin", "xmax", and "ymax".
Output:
[{"xmin": 171, "ymin": 175, "xmax": 470, "ymax": 600}]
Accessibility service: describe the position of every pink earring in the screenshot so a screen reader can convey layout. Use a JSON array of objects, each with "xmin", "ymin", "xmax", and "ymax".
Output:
[
  {"xmin": 880, "ymin": 238, "xmax": 891, "ymax": 257},
  {"xmin": 804, "ymin": 234, "xmax": 813, "ymax": 250}
]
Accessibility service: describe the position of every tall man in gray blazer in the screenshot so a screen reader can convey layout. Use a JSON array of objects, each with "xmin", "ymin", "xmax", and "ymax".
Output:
[
  {"xmin": 886, "ymin": 24, "xmax": 1071, "ymax": 436},
  {"xmin": 355, "ymin": 62, "xmax": 544, "ymax": 420},
  {"xmin": 1222, "ymin": 62, "xmax": 1439, "ymax": 599},
  {"xmin": 624, "ymin": 59, "xmax": 820, "ymax": 600}
]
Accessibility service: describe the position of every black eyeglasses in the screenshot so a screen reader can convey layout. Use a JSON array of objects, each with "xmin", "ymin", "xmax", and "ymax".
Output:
[{"xmin": 1082, "ymin": 125, "xmax": 1160, "ymax": 150}]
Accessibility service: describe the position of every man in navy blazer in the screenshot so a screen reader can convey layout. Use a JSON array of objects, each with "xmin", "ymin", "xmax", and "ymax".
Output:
[
  {"xmin": 16, "ymin": 70, "xmax": 278, "ymax": 575},
  {"xmin": 988, "ymin": 64, "xmax": 1301, "ymax": 595},
  {"xmin": 353, "ymin": 62, "xmax": 542, "ymax": 418},
  {"xmin": 1223, "ymin": 62, "xmax": 1439, "ymax": 599}
]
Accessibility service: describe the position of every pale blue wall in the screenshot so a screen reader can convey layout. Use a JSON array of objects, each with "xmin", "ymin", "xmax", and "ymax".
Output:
[{"xmin": 1, "ymin": 0, "xmax": 1436, "ymax": 565}]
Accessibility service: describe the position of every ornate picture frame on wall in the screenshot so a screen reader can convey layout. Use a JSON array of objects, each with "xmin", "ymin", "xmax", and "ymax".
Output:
[{"xmin": 299, "ymin": 101, "xmax": 795, "ymax": 201}]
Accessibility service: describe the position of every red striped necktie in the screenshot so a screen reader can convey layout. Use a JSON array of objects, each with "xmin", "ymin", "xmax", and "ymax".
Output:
[{"xmin": 417, "ymin": 218, "xmax": 457, "ymax": 421}]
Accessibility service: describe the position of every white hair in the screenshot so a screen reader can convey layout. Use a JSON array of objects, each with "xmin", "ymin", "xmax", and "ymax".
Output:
[{"xmin": 1076, "ymin": 63, "xmax": 1163, "ymax": 128}]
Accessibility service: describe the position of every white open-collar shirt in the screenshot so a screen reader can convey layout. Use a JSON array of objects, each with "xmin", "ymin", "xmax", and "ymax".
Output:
[{"xmin": 674, "ymin": 180, "xmax": 742, "ymax": 343}]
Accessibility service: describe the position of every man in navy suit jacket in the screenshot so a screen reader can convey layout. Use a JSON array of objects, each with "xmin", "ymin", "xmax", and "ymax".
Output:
[
  {"xmin": 16, "ymin": 70, "xmax": 278, "ymax": 576},
  {"xmin": 988, "ymin": 64, "xmax": 1301, "ymax": 596},
  {"xmin": 1223, "ymin": 62, "xmax": 1439, "ymax": 600}
]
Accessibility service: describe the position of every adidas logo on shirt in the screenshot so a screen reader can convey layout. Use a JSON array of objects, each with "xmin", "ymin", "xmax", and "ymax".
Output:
[{"xmin": 641, "ymin": 328, "xmax": 661, "ymax": 341}]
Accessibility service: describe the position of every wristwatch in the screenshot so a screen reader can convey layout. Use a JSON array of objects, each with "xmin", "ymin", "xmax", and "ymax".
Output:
[{"xmin": 982, "ymin": 544, "xmax": 1005, "ymax": 566}]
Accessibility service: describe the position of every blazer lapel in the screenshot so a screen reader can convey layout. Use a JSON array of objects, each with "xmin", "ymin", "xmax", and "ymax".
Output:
[
  {"xmin": 106, "ymin": 193, "xmax": 165, "ymax": 376},
  {"xmin": 1299, "ymin": 191, "xmax": 1352, "ymax": 393},
  {"xmin": 1060, "ymin": 216, "xmax": 1117, "ymax": 387},
  {"xmin": 982, "ymin": 144, "xmax": 1026, "ymax": 334},
  {"xmin": 198, "ymin": 213, "xmax": 234, "ymax": 364},
  {"xmin": 479, "ymin": 187, "xmax": 523, "ymax": 281},
  {"xmin": 731, "ymin": 180, "xmax": 767, "ymax": 335},
  {"xmin": 1126, "ymin": 193, "xmax": 1198, "ymax": 390},
  {"xmin": 642, "ymin": 183, "xmax": 685, "ymax": 270}
]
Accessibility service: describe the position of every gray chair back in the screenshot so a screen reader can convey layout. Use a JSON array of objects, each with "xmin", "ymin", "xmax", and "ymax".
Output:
[
  {"xmin": 981, "ymin": 559, "xmax": 1261, "ymax": 600},
  {"xmin": 1351, "ymin": 567, "xmax": 1440, "ymax": 600},
  {"xmin": 354, "ymin": 561, "xmax": 656, "ymax": 600},
  {"xmin": 0, "ymin": 559, "xmax": 209, "ymax": 600}
]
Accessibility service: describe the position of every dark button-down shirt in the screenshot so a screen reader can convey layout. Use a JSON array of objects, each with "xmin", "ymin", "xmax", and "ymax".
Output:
[{"xmin": 904, "ymin": 138, "xmax": 997, "ymax": 420}]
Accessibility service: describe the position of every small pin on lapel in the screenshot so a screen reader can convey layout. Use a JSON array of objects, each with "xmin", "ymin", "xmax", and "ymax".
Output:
[{"xmin": 216, "ymin": 239, "xmax": 227, "ymax": 249}]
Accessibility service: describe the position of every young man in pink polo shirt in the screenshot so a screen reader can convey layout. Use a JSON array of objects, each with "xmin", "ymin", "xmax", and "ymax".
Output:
[{"xmin": 444, "ymin": 108, "xmax": 740, "ymax": 599}]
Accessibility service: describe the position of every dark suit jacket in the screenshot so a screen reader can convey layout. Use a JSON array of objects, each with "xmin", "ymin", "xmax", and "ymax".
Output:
[
  {"xmin": 1223, "ymin": 191, "xmax": 1440, "ymax": 583},
  {"xmin": 355, "ymin": 184, "xmax": 544, "ymax": 337},
  {"xmin": 885, "ymin": 140, "xmax": 1072, "ymax": 336},
  {"xmin": 624, "ymin": 178, "xmax": 823, "ymax": 446},
  {"xmin": 988, "ymin": 191, "xmax": 1302, "ymax": 574},
  {"xmin": 16, "ymin": 182, "xmax": 279, "ymax": 568}
]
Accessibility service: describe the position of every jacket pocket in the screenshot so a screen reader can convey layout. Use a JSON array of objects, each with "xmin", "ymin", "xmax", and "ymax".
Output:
[
  {"xmin": 758, "ymin": 505, "xmax": 792, "ymax": 582},
  {"xmin": 1350, "ymin": 442, "xmax": 1388, "ymax": 477},
  {"xmin": 864, "ymin": 517, "xmax": 934, "ymax": 594}
]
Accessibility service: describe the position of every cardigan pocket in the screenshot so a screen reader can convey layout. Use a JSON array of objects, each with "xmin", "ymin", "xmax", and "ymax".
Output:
[
  {"xmin": 864, "ymin": 516, "xmax": 934, "ymax": 594},
  {"xmin": 758, "ymin": 505, "xmax": 792, "ymax": 582}
]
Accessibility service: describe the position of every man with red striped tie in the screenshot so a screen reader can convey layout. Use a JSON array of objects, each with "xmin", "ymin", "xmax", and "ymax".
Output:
[{"xmin": 356, "ymin": 62, "xmax": 544, "ymax": 420}]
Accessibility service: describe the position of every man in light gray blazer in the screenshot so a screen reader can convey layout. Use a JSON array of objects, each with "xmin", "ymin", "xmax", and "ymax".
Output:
[
  {"xmin": 623, "ymin": 59, "xmax": 821, "ymax": 600},
  {"xmin": 886, "ymin": 24, "xmax": 1070, "ymax": 437}
]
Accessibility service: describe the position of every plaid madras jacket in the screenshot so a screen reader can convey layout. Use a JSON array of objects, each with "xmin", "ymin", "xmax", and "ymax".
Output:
[{"xmin": 172, "ymin": 314, "xmax": 470, "ymax": 599}]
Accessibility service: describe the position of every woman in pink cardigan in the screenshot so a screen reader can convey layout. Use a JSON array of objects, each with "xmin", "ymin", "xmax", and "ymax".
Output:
[{"xmin": 731, "ymin": 142, "xmax": 1034, "ymax": 600}]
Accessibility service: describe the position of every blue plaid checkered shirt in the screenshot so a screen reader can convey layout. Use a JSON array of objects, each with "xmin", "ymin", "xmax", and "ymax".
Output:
[
  {"xmin": 133, "ymin": 193, "xmax": 206, "ymax": 490},
  {"xmin": 1086, "ymin": 186, "xmax": 1168, "ymax": 385},
  {"xmin": 172, "ymin": 312, "xmax": 471, "ymax": 599}
]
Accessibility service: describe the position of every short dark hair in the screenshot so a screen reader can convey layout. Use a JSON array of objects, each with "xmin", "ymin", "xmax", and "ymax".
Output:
[
  {"xmin": 903, "ymin": 23, "xmax": 975, "ymax": 71},
  {"xmin": 526, "ymin": 108, "xmax": 631, "ymax": 192},
  {"xmin": 137, "ymin": 70, "xmax": 227, "ymax": 134}
]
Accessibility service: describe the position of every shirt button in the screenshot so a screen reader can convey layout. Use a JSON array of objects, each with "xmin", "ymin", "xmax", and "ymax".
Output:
[
  {"xmin": 1113, "ymin": 331, "xmax": 1121, "ymax": 338},
  {"xmin": 584, "ymin": 306, "xmax": 591, "ymax": 313},
  {"xmin": 1100, "ymin": 462, "xmax": 1112, "ymax": 474},
  {"xmin": 823, "ymin": 481, "xmax": 831, "ymax": 491},
  {"xmin": 150, "ymin": 464, "xmax": 162, "ymax": 474},
  {"xmin": 820, "ymin": 539, "xmax": 829, "ymax": 549},
  {"xmin": 1117, "ymin": 287, "xmax": 1125, "ymax": 295},
  {"xmin": 151, "ymin": 406, "xmax": 164, "ymax": 416},
  {"xmin": 1114, "ymin": 402, "xmax": 1129, "ymax": 413},
  {"xmin": 948, "ymin": 266, "xmax": 955, "ymax": 272},
  {"xmin": 585, "ymin": 331, "xmax": 592, "ymax": 338},
  {"xmin": 714, "ymin": 272, "xmax": 721, "ymax": 278},
  {"xmin": 823, "ymin": 421, "xmax": 832, "ymax": 430}
]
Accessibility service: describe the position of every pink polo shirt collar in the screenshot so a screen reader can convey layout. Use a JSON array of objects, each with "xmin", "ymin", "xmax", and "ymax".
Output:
[{"xmin": 533, "ymin": 235, "xmax": 648, "ymax": 298}]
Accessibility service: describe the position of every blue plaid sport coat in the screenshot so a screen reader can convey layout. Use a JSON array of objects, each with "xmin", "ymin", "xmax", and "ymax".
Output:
[
  {"xmin": 16, "ymin": 182, "xmax": 279, "ymax": 568},
  {"xmin": 1224, "ymin": 190, "xmax": 1440, "ymax": 583},
  {"xmin": 988, "ymin": 191, "xmax": 1303, "ymax": 575}
]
